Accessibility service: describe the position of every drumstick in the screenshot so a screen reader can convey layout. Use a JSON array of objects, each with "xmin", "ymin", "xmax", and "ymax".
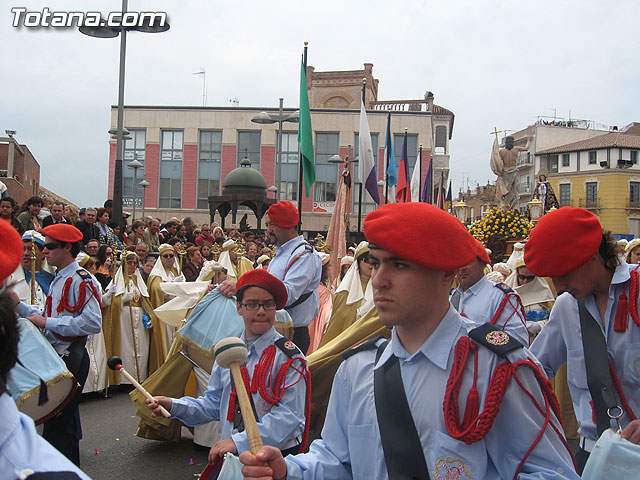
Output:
[
  {"xmin": 107, "ymin": 356, "xmax": 171, "ymax": 418},
  {"xmin": 214, "ymin": 337, "xmax": 263, "ymax": 455}
]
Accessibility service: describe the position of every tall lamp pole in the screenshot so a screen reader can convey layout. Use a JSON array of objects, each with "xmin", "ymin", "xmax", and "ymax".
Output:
[
  {"xmin": 139, "ymin": 179, "xmax": 150, "ymax": 219},
  {"xmin": 128, "ymin": 159, "xmax": 143, "ymax": 220},
  {"xmin": 251, "ymin": 102, "xmax": 299, "ymax": 201},
  {"xmin": 80, "ymin": 1, "xmax": 169, "ymax": 228}
]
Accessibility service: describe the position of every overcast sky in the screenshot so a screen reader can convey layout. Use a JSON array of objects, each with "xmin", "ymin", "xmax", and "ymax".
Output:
[{"xmin": 2, "ymin": 0, "xmax": 638, "ymax": 207}]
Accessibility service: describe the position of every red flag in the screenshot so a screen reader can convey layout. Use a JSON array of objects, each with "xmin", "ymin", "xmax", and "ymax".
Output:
[{"xmin": 395, "ymin": 132, "xmax": 411, "ymax": 203}]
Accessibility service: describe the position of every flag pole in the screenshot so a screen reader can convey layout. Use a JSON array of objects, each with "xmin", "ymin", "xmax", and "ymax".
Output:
[
  {"xmin": 403, "ymin": 128, "xmax": 408, "ymax": 203},
  {"xmin": 384, "ymin": 109, "xmax": 390, "ymax": 204},
  {"xmin": 296, "ymin": 42, "xmax": 308, "ymax": 233},
  {"xmin": 419, "ymin": 144, "xmax": 423, "ymax": 201},
  {"xmin": 357, "ymin": 79, "xmax": 365, "ymax": 232}
]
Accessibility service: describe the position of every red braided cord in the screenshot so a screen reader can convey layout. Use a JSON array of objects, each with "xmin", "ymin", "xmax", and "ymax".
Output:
[
  {"xmin": 629, "ymin": 268, "xmax": 640, "ymax": 328},
  {"xmin": 490, "ymin": 293, "xmax": 528, "ymax": 344},
  {"xmin": 444, "ymin": 337, "xmax": 575, "ymax": 475},
  {"xmin": 56, "ymin": 278, "xmax": 102, "ymax": 314},
  {"xmin": 226, "ymin": 344, "xmax": 312, "ymax": 450},
  {"xmin": 609, "ymin": 362, "xmax": 637, "ymax": 420}
]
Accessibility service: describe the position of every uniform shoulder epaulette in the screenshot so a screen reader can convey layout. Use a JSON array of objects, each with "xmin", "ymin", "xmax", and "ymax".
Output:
[
  {"xmin": 341, "ymin": 334, "xmax": 386, "ymax": 360},
  {"xmin": 494, "ymin": 282, "xmax": 514, "ymax": 295},
  {"xmin": 275, "ymin": 337, "xmax": 303, "ymax": 358},
  {"xmin": 76, "ymin": 269, "xmax": 91, "ymax": 280},
  {"xmin": 468, "ymin": 322, "xmax": 523, "ymax": 358}
]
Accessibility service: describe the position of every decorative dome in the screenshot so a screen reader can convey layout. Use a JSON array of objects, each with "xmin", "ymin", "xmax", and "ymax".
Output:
[{"xmin": 222, "ymin": 158, "xmax": 267, "ymax": 196}]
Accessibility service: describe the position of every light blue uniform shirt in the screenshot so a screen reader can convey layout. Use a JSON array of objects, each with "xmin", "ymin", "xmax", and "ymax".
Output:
[
  {"xmin": 286, "ymin": 307, "xmax": 578, "ymax": 480},
  {"xmin": 268, "ymin": 236, "xmax": 322, "ymax": 328},
  {"xmin": 170, "ymin": 327, "xmax": 307, "ymax": 453},
  {"xmin": 16, "ymin": 261, "xmax": 102, "ymax": 355},
  {"xmin": 531, "ymin": 262, "xmax": 640, "ymax": 442},
  {"xmin": 453, "ymin": 275, "xmax": 530, "ymax": 346},
  {"xmin": 0, "ymin": 393, "xmax": 92, "ymax": 480}
]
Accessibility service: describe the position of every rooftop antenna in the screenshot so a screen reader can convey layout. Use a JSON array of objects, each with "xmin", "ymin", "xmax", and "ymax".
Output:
[
  {"xmin": 193, "ymin": 68, "xmax": 206, "ymax": 106},
  {"xmin": 228, "ymin": 96, "xmax": 239, "ymax": 107}
]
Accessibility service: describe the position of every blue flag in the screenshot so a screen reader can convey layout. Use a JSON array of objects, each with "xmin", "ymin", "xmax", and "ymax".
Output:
[{"xmin": 384, "ymin": 112, "xmax": 396, "ymax": 187}]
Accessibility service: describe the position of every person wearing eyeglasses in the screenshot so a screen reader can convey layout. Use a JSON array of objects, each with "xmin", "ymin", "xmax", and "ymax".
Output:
[
  {"xmin": 451, "ymin": 240, "xmax": 529, "ymax": 346},
  {"xmin": 196, "ymin": 224, "xmax": 214, "ymax": 246},
  {"xmin": 14, "ymin": 223, "xmax": 102, "ymax": 467},
  {"xmin": 146, "ymin": 269, "xmax": 310, "ymax": 467},
  {"xmin": 320, "ymin": 241, "xmax": 374, "ymax": 348},
  {"xmin": 146, "ymin": 244, "xmax": 184, "ymax": 371}
]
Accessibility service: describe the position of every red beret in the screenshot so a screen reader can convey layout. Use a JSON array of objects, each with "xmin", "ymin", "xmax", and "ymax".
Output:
[
  {"xmin": 236, "ymin": 269, "xmax": 288, "ymax": 310},
  {"xmin": 41, "ymin": 224, "xmax": 83, "ymax": 243},
  {"xmin": 475, "ymin": 239, "xmax": 491, "ymax": 265},
  {"xmin": 524, "ymin": 207, "xmax": 602, "ymax": 277},
  {"xmin": 364, "ymin": 203, "xmax": 478, "ymax": 271},
  {"xmin": 267, "ymin": 201, "xmax": 299, "ymax": 229},
  {"xmin": 0, "ymin": 221, "xmax": 23, "ymax": 282}
]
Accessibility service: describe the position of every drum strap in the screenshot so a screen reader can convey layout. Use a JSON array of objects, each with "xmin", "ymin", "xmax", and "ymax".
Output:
[
  {"xmin": 374, "ymin": 341, "xmax": 430, "ymax": 480},
  {"xmin": 578, "ymin": 298, "xmax": 619, "ymax": 436}
]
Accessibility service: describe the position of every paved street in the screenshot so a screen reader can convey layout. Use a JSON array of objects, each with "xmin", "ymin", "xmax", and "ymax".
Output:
[{"xmin": 78, "ymin": 390, "xmax": 209, "ymax": 480}]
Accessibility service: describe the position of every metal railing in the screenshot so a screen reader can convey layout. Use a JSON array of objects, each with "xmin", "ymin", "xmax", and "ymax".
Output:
[
  {"xmin": 370, "ymin": 100, "xmax": 428, "ymax": 112},
  {"xmin": 517, "ymin": 152, "xmax": 533, "ymax": 167}
]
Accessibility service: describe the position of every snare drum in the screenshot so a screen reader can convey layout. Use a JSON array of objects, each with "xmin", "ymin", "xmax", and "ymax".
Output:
[
  {"xmin": 199, "ymin": 453, "xmax": 243, "ymax": 480},
  {"xmin": 7, "ymin": 318, "xmax": 77, "ymax": 425}
]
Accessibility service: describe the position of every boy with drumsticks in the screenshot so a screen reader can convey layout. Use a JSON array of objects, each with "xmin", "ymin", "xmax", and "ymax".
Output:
[{"xmin": 146, "ymin": 269, "xmax": 310, "ymax": 466}]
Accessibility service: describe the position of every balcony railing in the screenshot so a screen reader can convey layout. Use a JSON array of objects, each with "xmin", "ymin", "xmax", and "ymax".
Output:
[
  {"xmin": 518, "ymin": 183, "xmax": 532, "ymax": 195},
  {"xmin": 517, "ymin": 152, "xmax": 533, "ymax": 167},
  {"xmin": 579, "ymin": 198, "xmax": 600, "ymax": 209},
  {"xmin": 629, "ymin": 200, "xmax": 640, "ymax": 209},
  {"xmin": 370, "ymin": 100, "xmax": 429, "ymax": 112}
]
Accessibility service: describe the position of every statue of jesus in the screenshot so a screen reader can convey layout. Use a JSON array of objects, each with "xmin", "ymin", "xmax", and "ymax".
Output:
[{"xmin": 491, "ymin": 135, "xmax": 532, "ymax": 208}]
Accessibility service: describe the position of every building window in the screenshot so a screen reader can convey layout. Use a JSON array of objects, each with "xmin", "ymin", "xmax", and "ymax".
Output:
[
  {"xmin": 393, "ymin": 133, "xmax": 418, "ymax": 177},
  {"xmin": 314, "ymin": 132, "xmax": 340, "ymax": 203},
  {"xmin": 632, "ymin": 151, "xmax": 639, "ymax": 165},
  {"xmin": 237, "ymin": 131, "xmax": 261, "ymax": 170},
  {"xmin": 559, "ymin": 184, "xmax": 571, "ymax": 206},
  {"xmin": 278, "ymin": 132, "xmax": 299, "ymax": 202},
  {"xmin": 562, "ymin": 153, "xmax": 570, "ymax": 167},
  {"xmin": 434, "ymin": 126, "xmax": 447, "ymax": 154},
  {"xmin": 199, "ymin": 130, "xmax": 222, "ymax": 162},
  {"xmin": 123, "ymin": 129, "xmax": 146, "ymax": 203},
  {"xmin": 588, "ymin": 151, "xmax": 597, "ymax": 165},
  {"xmin": 586, "ymin": 182, "xmax": 598, "ymax": 206},
  {"xmin": 630, "ymin": 182, "xmax": 640, "ymax": 207},
  {"xmin": 546, "ymin": 155, "xmax": 558, "ymax": 173},
  {"xmin": 197, "ymin": 130, "xmax": 222, "ymax": 209},
  {"xmin": 159, "ymin": 130, "xmax": 183, "ymax": 208},
  {"xmin": 354, "ymin": 133, "xmax": 379, "ymax": 215}
]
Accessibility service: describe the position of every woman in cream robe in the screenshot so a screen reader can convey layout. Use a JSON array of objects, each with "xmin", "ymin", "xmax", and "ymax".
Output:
[
  {"xmin": 319, "ymin": 242, "xmax": 374, "ymax": 349},
  {"xmin": 146, "ymin": 244, "xmax": 183, "ymax": 373},
  {"xmin": 104, "ymin": 251, "xmax": 153, "ymax": 385}
]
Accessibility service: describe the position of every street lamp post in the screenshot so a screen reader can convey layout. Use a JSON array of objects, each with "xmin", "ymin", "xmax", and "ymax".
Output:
[
  {"xmin": 251, "ymin": 100, "xmax": 299, "ymax": 201},
  {"xmin": 139, "ymin": 179, "xmax": 150, "ymax": 219},
  {"xmin": 128, "ymin": 159, "xmax": 143, "ymax": 220},
  {"xmin": 80, "ymin": 1, "xmax": 169, "ymax": 228}
]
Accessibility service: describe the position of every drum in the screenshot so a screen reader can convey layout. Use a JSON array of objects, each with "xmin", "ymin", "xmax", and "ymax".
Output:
[
  {"xmin": 7, "ymin": 318, "xmax": 77, "ymax": 425},
  {"xmin": 199, "ymin": 454, "xmax": 242, "ymax": 480},
  {"xmin": 177, "ymin": 288, "xmax": 244, "ymax": 372}
]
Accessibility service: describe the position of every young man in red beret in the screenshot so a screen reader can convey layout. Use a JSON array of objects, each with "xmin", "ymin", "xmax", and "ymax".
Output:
[
  {"xmin": 220, "ymin": 200, "xmax": 322, "ymax": 354},
  {"xmin": 525, "ymin": 207, "xmax": 640, "ymax": 473},
  {"xmin": 240, "ymin": 203, "xmax": 578, "ymax": 480},
  {"xmin": 147, "ymin": 269, "xmax": 310, "ymax": 467},
  {"xmin": 13, "ymin": 223, "xmax": 102, "ymax": 467},
  {"xmin": 451, "ymin": 240, "xmax": 529, "ymax": 345},
  {"xmin": 0, "ymin": 221, "xmax": 91, "ymax": 479}
]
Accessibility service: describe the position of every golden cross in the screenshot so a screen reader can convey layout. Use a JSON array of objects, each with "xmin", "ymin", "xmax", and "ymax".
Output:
[{"xmin": 490, "ymin": 127, "xmax": 503, "ymax": 141}]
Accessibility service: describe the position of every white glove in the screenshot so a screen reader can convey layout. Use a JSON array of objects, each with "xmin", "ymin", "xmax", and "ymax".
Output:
[
  {"xmin": 101, "ymin": 285, "xmax": 116, "ymax": 306},
  {"xmin": 122, "ymin": 289, "xmax": 136, "ymax": 303},
  {"xmin": 173, "ymin": 274, "xmax": 185, "ymax": 283}
]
